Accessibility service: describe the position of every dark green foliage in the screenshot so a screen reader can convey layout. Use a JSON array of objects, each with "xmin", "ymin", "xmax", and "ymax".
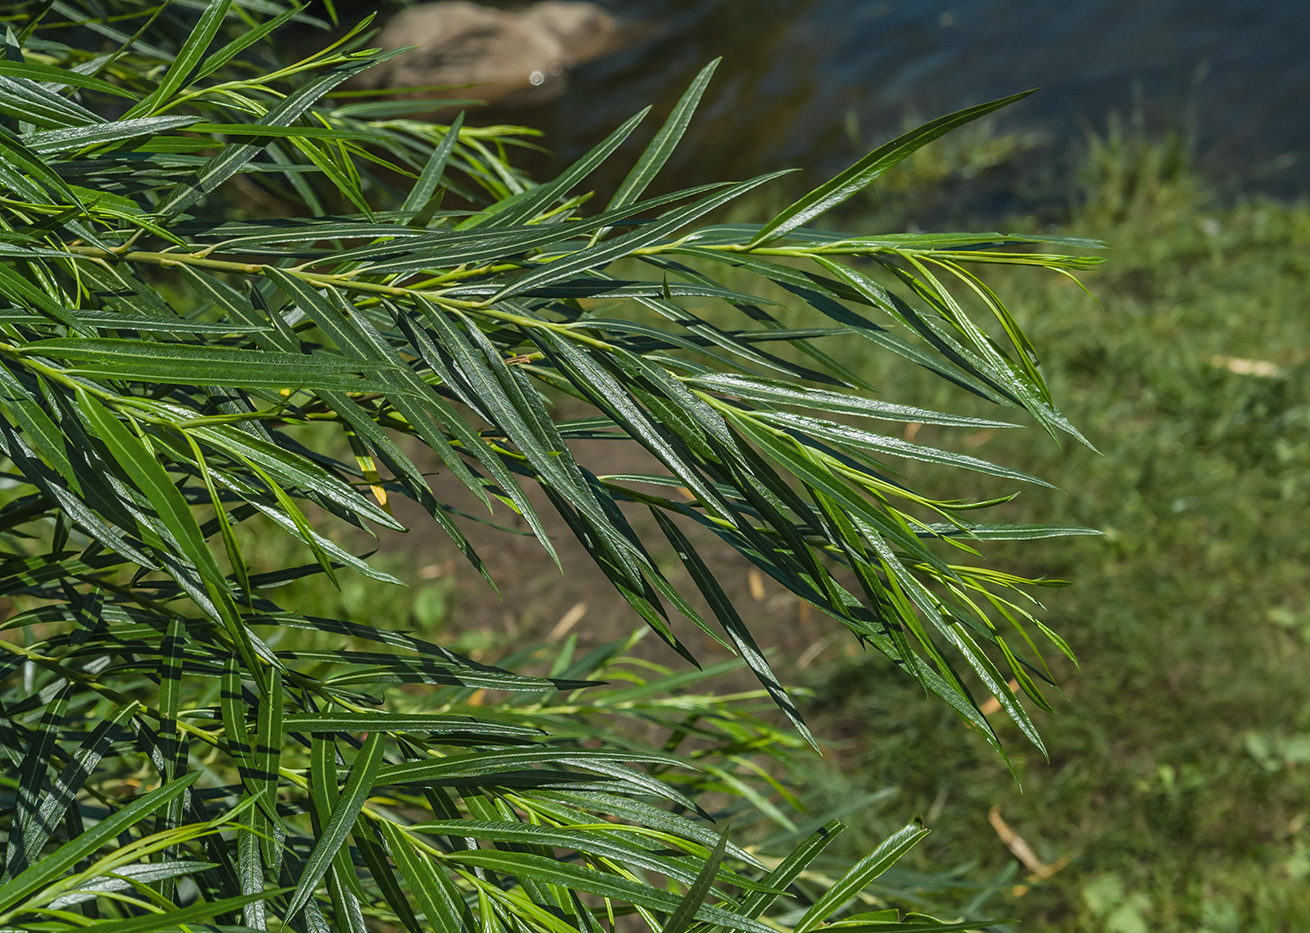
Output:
[{"xmin": 0, "ymin": 2, "xmax": 1094, "ymax": 929}]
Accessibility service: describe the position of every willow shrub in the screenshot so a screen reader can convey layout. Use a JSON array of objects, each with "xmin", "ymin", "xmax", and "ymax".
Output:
[{"xmin": 0, "ymin": 2, "xmax": 1100, "ymax": 930}]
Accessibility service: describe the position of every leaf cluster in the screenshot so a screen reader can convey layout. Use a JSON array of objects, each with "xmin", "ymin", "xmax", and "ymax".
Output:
[{"xmin": 0, "ymin": 2, "xmax": 1096, "ymax": 930}]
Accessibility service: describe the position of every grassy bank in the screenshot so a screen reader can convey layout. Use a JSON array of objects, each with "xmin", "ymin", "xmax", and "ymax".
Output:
[{"xmin": 804, "ymin": 135, "xmax": 1310, "ymax": 931}]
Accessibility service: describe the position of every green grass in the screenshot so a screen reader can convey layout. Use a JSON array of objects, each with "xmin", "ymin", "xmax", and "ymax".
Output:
[{"xmin": 802, "ymin": 134, "xmax": 1310, "ymax": 932}]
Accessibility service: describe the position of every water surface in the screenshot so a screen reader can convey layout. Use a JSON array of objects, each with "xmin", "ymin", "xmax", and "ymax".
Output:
[{"xmin": 541, "ymin": 0, "xmax": 1308, "ymax": 203}]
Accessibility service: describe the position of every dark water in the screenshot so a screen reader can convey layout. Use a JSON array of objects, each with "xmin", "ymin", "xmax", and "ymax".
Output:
[{"xmin": 536, "ymin": 0, "xmax": 1309, "ymax": 204}]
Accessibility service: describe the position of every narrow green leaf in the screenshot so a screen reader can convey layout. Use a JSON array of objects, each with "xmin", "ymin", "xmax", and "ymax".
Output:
[
  {"xmin": 750, "ymin": 90, "xmax": 1034, "ymax": 245},
  {"xmin": 187, "ymin": 436, "xmax": 250, "ymax": 598},
  {"xmin": 948, "ymin": 622, "xmax": 1046, "ymax": 753},
  {"xmin": 661, "ymin": 829, "xmax": 729, "ymax": 933},
  {"xmin": 0, "ymin": 72, "xmax": 104, "ymax": 127},
  {"xmin": 253, "ymin": 667, "xmax": 285, "ymax": 872},
  {"xmin": 22, "ymin": 115, "xmax": 199, "ymax": 154},
  {"xmin": 238, "ymin": 811, "xmax": 265, "ymax": 930},
  {"xmin": 338, "ymin": 301, "xmax": 493, "ymax": 515},
  {"xmin": 377, "ymin": 748, "xmax": 675, "ymax": 785},
  {"xmin": 811, "ymin": 491, "xmax": 917, "ymax": 673},
  {"xmin": 221, "ymin": 660, "xmax": 270, "ymax": 929},
  {"xmin": 409, "ymin": 820, "xmax": 737, "ymax": 891},
  {"xmin": 284, "ymin": 713, "xmax": 541, "ymax": 738},
  {"xmin": 0, "ymin": 307, "xmax": 264, "ymax": 333},
  {"xmin": 355, "ymin": 823, "xmax": 425, "ymax": 933},
  {"xmin": 359, "ymin": 304, "xmax": 530, "ymax": 545},
  {"xmin": 31, "ymin": 337, "xmax": 401, "ymax": 391},
  {"xmin": 74, "ymin": 888, "xmax": 292, "ymax": 933},
  {"xmin": 44, "ymin": 861, "xmax": 218, "ymax": 911},
  {"xmin": 194, "ymin": 2, "xmax": 304, "ymax": 81},
  {"xmin": 922, "ymin": 522, "xmax": 1102, "ymax": 541},
  {"xmin": 687, "ymin": 373, "xmax": 1016, "ymax": 429},
  {"xmin": 793, "ymin": 820, "xmax": 930, "ymax": 933},
  {"xmin": 539, "ymin": 790, "xmax": 764, "ymax": 869},
  {"xmin": 609, "ymin": 59, "xmax": 719, "ymax": 211},
  {"xmin": 760, "ymin": 410, "xmax": 1052, "ymax": 487},
  {"xmin": 478, "ymin": 106, "xmax": 649, "ymax": 229},
  {"xmin": 124, "ymin": 0, "xmax": 234, "ymax": 118},
  {"xmin": 445, "ymin": 850, "xmax": 775, "ymax": 933},
  {"xmin": 76, "ymin": 389, "xmax": 226, "ymax": 588},
  {"xmin": 402, "ymin": 111, "xmax": 463, "ymax": 214},
  {"xmin": 652, "ymin": 509, "xmax": 816, "ymax": 748},
  {"xmin": 724, "ymin": 413, "xmax": 949, "ymax": 576},
  {"xmin": 377, "ymin": 821, "xmax": 469, "ymax": 933},
  {"xmin": 186, "ymin": 122, "xmax": 381, "ymax": 139},
  {"xmin": 417, "ymin": 304, "xmax": 606, "ymax": 567},
  {"xmin": 823, "ymin": 918, "xmax": 1010, "ymax": 932},
  {"xmin": 0, "ymin": 58, "xmax": 134, "ymax": 97},
  {"xmin": 342, "ymin": 183, "xmax": 725, "ymax": 271},
  {"xmin": 191, "ymin": 423, "xmax": 403, "ymax": 532},
  {"xmin": 491, "ymin": 171, "xmax": 791, "ymax": 301},
  {"xmin": 0, "ymin": 420, "xmax": 156, "ymax": 567},
  {"xmin": 825, "ymin": 256, "xmax": 1094, "ymax": 447},
  {"xmin": 740, "ymin": 818, "xmax": 845, "ymax": 920},
  {"xmin": 286, "ymin": 731, "xmax": 386, "ymax": 920},
  {"xmin": 530, "ymin": 329, "xmax": 732, "ymax": 519}
]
